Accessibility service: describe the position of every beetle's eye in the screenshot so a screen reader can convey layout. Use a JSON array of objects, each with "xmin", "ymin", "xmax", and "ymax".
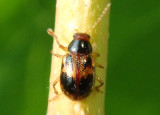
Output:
[{"xmin": 73, "ymin": 33, "xmax": 77, "ymax": 38}]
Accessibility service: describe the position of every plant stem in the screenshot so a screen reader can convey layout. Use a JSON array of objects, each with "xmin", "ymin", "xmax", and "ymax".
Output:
[{"xmin": 47, "ymin": 0, "xmax": 110, "ymax": 115}]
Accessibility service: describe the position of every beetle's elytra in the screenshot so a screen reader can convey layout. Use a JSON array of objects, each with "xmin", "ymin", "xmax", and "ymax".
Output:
[
  {"xmin": 48, "ymin": 2, "xmax": 111, "ymax": 101},
  {"xmin": 60, "ymin": 33, "xmax": 94, "ymax": 100}
]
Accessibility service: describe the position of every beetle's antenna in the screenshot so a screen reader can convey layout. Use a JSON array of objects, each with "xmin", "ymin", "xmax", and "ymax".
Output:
[{"xmin": 86, "ymin": 2, "xmax": 111, "ymax": 33}]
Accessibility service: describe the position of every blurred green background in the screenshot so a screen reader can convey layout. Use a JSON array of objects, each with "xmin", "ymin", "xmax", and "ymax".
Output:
[{"xmin": 0, "ymin": 0, "xmax": 160, "ymax": 115}]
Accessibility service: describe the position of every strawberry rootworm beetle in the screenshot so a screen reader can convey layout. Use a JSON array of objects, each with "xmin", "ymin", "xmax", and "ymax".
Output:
[{"xmin": 48, "ymin": 3, "xmax": 111, "ymax": 100}]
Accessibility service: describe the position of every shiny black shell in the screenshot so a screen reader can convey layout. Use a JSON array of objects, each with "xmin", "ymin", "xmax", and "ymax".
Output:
[
  {"xmin": 68, "ymin": 39, "xmax": 92, "ymax": 54},
  {"xmin": 60, "ymin": 33, "xmax": 95, "ymax": 100},
  {"xmin": 68, "ymin": 33, "xmax": 92, "ymax": 54}
]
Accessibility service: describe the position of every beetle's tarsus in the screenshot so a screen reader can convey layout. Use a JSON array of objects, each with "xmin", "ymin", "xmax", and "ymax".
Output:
[
  {"xmin": 92, "ymin": 52, "xmax": 100, "ymax": 57},
  {"xmin": 95, "ymin": 76, "xmax": 104, "ymax": 93},
  {"xmin": 49, "ymin": 78, "xmax": 60, "ymax": 101},
  {"xmin": 53, "ymin": 80, "xmax": 59, "ymax": 95},
  {"xmin": 95, "ymin": 63, "xmax": 104, "ymax": 68}
]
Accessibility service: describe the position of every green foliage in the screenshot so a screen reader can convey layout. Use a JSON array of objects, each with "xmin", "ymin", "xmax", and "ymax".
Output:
[
  {"xmin": 0, "ymin": 0, "xmax": 56, "ymax": 115},
  {"xmin": 106, "ymin": 0, "xmax": 160, "ymax": 115},
  {"xmin": 0, "ymin": 0, "xmax": 160, "ymax": 115}
]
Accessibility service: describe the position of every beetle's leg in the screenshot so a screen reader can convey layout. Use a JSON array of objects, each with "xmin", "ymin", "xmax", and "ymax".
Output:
[
  {"xmin": 49, "ymin": 93, "xmax": 63, "ymax": 102},
  {"xmin": 95, "ymin": 76, "xmax": 104, "ymax": 93},
  {"xmin": 48, "ymin": 78, "xmax": 60, "ymax": 101},
  {"xmin": 47, "ymin": 28, "xmax": 68, "ymax": 51},
  {"xmin": 50, "ymin": 50, "xmax": 66, "ymax": 58},
  {"xmin": 92, "ymin": 52, "xmax": 100, "ymax": 57},
  {"xmin": 95, "ymin": 63, "xmax": 104, "ymax": 68},
  {"xmin": 53, "ymin": 78, "xmax": 59, "ymax": 95}
]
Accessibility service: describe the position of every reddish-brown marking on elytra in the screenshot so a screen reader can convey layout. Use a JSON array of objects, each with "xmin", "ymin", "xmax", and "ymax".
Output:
[
  {"xmin": 73, "ymin": 33, "xmax": 90, "ymax": 41},
  {"xmin": 81, "ymin": 66, "xmax": 93, "ymax": 79}
]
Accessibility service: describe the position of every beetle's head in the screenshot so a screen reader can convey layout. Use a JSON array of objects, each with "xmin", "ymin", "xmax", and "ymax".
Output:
[{"xmin": 73, "ymin": 33, "xmax": 90, "ymax": 41}]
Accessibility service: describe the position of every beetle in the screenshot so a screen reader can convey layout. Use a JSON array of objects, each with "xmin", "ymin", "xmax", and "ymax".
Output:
[{"xmin": 48, "ymin": 2, "xmax": 111, "ymax": 100}]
